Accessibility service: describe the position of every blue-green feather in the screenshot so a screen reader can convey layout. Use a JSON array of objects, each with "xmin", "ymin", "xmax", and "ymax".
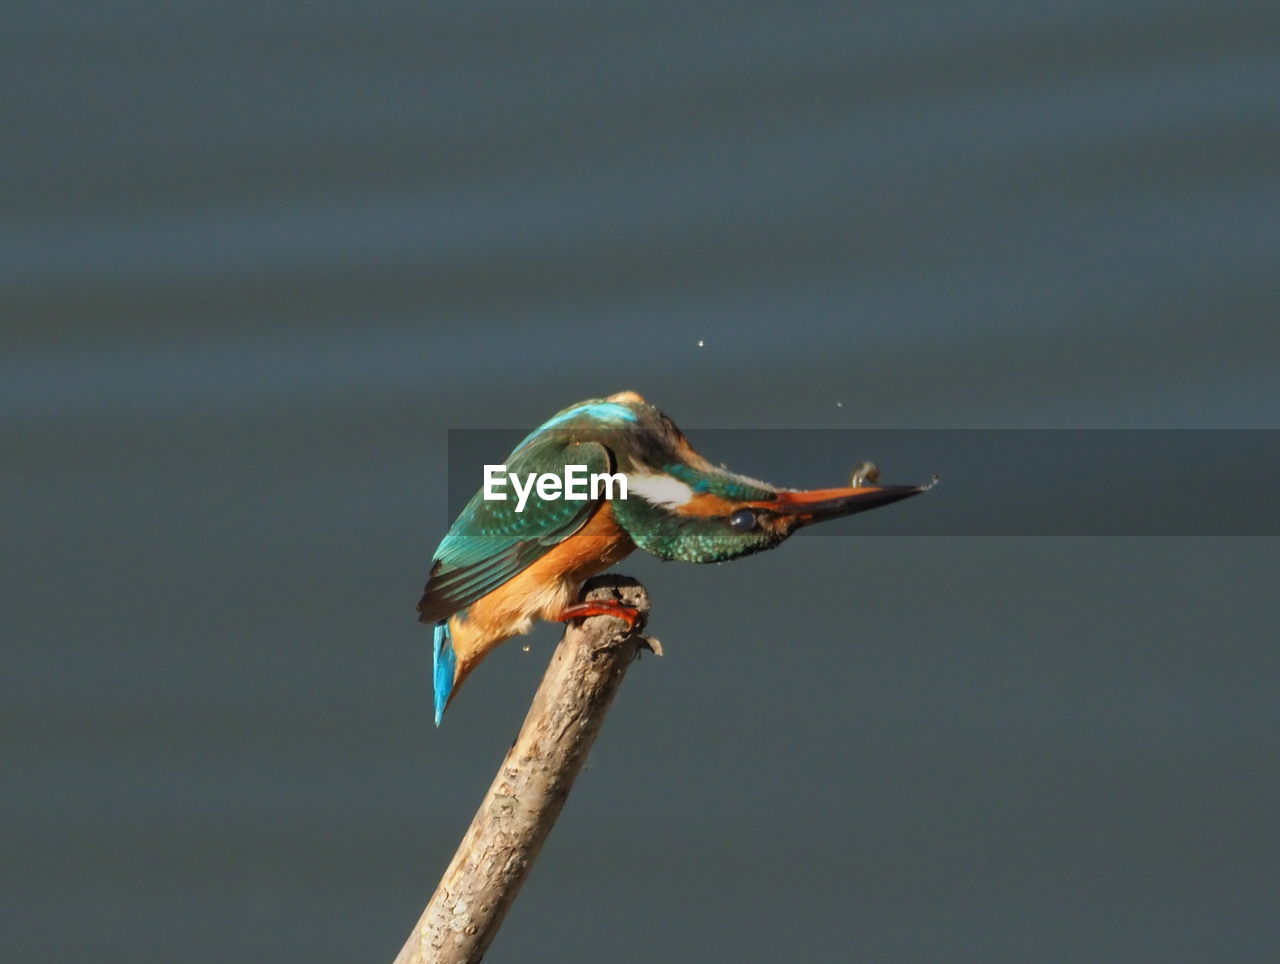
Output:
[
  {"xmin": 417, "ymin": 438, "xmax": 611, "ymax": 623},
  {"xmin": 432, "ymin": 621, "xmax": 455, "ymax": 726}
]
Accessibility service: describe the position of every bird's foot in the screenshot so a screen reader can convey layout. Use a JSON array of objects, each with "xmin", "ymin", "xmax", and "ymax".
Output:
[{"xmin": 554, "ymin": 600, "xmax": 642, "ymax": 631}]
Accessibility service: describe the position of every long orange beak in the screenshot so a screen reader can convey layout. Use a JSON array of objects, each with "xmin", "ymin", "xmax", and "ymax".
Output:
[{"xmin": 755, "ymin": 483, "xmax": 931, "ymax": 526}]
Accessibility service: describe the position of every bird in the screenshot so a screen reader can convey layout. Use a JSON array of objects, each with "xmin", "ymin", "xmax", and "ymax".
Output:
[{"xmin": 418, "ymin": 391, "xmax": 928, "ymax": 724}]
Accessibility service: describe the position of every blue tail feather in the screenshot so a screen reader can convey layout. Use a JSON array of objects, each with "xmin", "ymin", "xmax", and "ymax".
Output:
[{"xmin": 433, "ymin": 621, "xmax": 456, "ymax": 726}]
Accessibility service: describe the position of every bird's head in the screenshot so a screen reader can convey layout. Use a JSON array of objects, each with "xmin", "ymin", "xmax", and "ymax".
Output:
[
  {"xmin": 610, "ymin": 445, "xmax": 928, "ymax": 564},
  {"xmin": 613, "ymin": 471, "xmax": 927, "ymax": 563}
]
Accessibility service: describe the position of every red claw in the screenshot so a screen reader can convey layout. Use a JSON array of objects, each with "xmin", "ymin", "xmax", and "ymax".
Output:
[{"xmin": 555, "ymin": 600, "xmax": 641, "ymax": 630}]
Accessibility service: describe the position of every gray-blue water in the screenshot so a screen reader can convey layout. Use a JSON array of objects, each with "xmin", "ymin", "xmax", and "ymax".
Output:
[{"xmin": 4, "ymin": 2, "xmax": 1278, "ymax": 961}]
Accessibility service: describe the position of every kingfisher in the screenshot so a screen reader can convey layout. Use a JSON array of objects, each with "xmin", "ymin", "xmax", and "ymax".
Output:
[{"xmin": 418, "ymin": 391, "xmax": 928, "ymax": 724}]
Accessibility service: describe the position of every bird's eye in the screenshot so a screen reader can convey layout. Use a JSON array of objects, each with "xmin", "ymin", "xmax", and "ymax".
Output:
[{"xmin": 727, "ymin": 509, "xmax": 758, "ymax": 532}]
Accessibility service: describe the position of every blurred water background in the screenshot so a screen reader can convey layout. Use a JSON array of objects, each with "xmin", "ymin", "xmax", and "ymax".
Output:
[{"xmin": 4, "ymin": 2, "xmax": 1279, "ymax": 961}]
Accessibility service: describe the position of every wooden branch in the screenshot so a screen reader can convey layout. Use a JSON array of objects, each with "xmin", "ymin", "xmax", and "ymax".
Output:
[{"xmin": 393, "ymin": 574, "xmax": 654, "ymax": 964}]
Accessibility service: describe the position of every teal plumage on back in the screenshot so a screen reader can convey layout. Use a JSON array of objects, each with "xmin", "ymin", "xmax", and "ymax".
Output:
[
  {"xmin": 418, "ymin": 431, "xmax": 615, "ymax": 722},
  {"xmin": 418, "ymin": 438, "xmax": 612, "ymax": 624}
]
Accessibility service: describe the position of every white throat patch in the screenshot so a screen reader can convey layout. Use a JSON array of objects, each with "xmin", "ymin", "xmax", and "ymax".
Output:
[{"xmin": 626, "ymin": 471, "xmax": 695, "ymax": 508}]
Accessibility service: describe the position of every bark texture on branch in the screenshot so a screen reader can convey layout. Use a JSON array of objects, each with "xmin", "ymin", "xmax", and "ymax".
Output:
[{"xmin": 393, "ymin": 574, "xmax": 653, "ymax": 964}]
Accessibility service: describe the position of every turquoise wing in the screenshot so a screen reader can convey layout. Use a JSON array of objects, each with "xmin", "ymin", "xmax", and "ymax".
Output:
[{"xmin": 417, "ymin": 438, "xmax": 612, "ymax": 624}]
